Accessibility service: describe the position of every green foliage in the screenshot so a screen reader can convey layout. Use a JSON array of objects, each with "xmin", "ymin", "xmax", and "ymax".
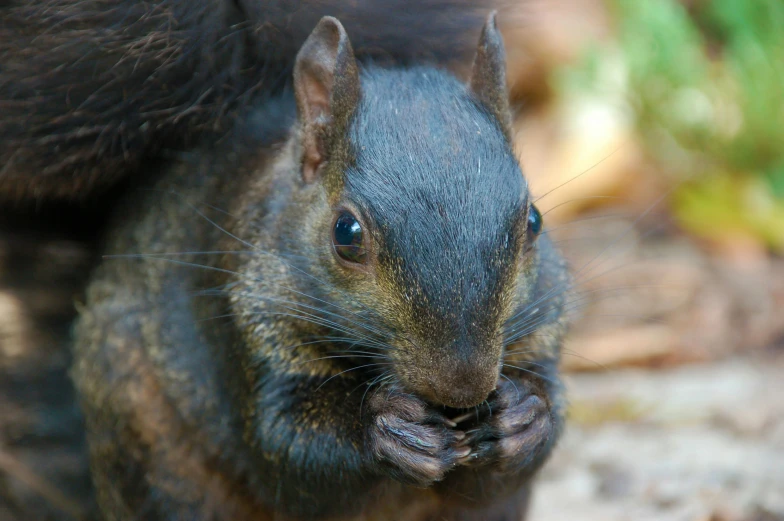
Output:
[{"xmin": 559, "ymin": 0, "xmax": 784, "ymax": 250}]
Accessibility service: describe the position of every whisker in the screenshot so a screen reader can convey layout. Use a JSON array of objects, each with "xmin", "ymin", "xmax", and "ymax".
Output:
[
  {"xmin": 540, "ymin": 213, "xmax": 627, "ymax": 233},
  {"xmin": 359, "ymin": 372, "xmax": 394, "ymax": 419},
  {"xmin": 504, "ymin": 200, "xmax": 676, "ymax": 342},
  {"xmin": 314, "ymin": 363, "xmax": 394, "ymax": 393},
  {"xmin": 558, "ymin": 190, "xmax": 675, "ymax": 287},
  {"xmin": 540, "ymin": 195, "xmax": 627, "ymax": 217},
  {"xmin": 111, "ymin": 253, "xmax": 395, "ymax": 343},
  {"xmin": 500, "ymin": 354, "xmax": 553, "ymax": 371},
  {"xmin": 499, "ymin": 373, "xmax": 521, "ymax": 404},
  {"xmin": 209, "ymin": 288, "xmax": 394, "ymax": 341},
  {"xmin": 144, "ymin": 261, "xmax": 390, "ymax": 338},
  {"xmin": 294, "ymin": 354, "xmax": 388, "ymax": 366},
  {"xmin": 109, "ymin": 196, "xmax": 387, "ymax": 321},
  {"xmin": 511, "ymin": 283, "xmax": 671, "ymax": 327},
  {"xmin": 143, "ymin": 191, "xmax": 421, "ymax": 345},
  {"xmin": 532, "ymin": 146, "xmax": 624, "ymax": 205},
  {"xmin": 560, "ymin": 349, "xmax": 611, "ymax": 372},
  {"xmin": 205, "ymin": 309, "xmax": 393, "ymax": 350},
  {"xmin": 317, "ymin": 335, "xmax": 399, "ymax": 353},
  {"xmin": 507, "ymin": 299, "xmax": 670, "ymax": 348},
  {"xmin": 502, "ymin": 347, "xmax": 537, "ymax": 355},
  {"xmin": 121, "ymin": 252, "xmax": 402, "ymax": 344},
  {"xmin": 108, "ymin": 249, "xmax": 312, "ymax": 262},
  {"xmin": 502, "ymin": 363, "xmax": 557, "ymax": 385},
  {"xmin": 504, "ymin": 249, "xmax": 675, "ymax": 340},
  {"xmin": 162, "ymin": 190, "xmax": 257, "ymax": 250}
]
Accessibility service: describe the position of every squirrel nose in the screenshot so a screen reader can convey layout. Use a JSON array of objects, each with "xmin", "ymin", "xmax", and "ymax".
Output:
[{"xmin": 426, "ymin": 361, "xmax": 498, "ymax": 408}]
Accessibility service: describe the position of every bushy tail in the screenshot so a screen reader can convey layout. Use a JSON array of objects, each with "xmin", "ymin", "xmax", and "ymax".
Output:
[{"xmin": 0, "ymin": 0, "xmax": 501, "ymax": 200}]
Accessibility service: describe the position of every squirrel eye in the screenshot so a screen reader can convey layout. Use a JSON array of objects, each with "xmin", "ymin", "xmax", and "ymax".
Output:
[
  {"xmin": 527, "ymin": 204, "xmax": 543, "ymax": 243},
  {"xmin": 333, "ymin": 212, "xmax": 367, "ymax": 264}
]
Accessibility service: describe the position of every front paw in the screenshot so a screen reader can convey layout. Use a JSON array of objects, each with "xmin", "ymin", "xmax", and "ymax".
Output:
[
  {"xmin": 456, "ymin": 378, "xmax": 555, "ymax": 475},
  {"xmin": 366, "ymin": 388, "xmax": 468, "ymax": 487}
]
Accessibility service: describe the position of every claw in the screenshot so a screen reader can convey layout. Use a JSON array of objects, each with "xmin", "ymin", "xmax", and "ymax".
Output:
[
  {"xmin": 450, "ymin": 411, "xmax": 476, "ymax": 425},
  {"xmin": 454, "ymin": 446, "xmax": 471, "ymax": 459},
  {"xmin": 456, "ymin": 450, "xmax": 482, "ymax": 466}
]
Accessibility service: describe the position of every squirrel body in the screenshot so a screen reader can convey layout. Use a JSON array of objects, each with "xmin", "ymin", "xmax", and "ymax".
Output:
[
  {"xmin": 1, "ymin": 1, "xmax": 570, "ymax": 519},
  {"xmin": 74, "ymin": 26, "xmax": 569, "ymax": 519}
]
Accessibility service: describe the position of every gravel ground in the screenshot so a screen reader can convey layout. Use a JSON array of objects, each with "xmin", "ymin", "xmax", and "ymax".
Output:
[{"xmin": 530, "ymin": 353, "xmax": 784, "ymax": 521}]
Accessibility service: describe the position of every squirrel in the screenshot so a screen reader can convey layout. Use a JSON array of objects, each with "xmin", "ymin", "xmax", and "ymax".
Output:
[{"xmin": 2, "ymin": 1, "xmax": 570, "ymax": 520}]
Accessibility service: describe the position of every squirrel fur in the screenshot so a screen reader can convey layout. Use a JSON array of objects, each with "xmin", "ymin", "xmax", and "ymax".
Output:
[
  {"xmin": 2, "ymin": 0, "xmax": 506, "ymax": 201},
  {"xmin": 1, "ymin": 1, "xmax": 570, "ymax": 520}
]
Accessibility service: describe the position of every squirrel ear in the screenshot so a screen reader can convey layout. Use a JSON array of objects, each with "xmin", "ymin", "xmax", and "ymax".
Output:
[
  {"xmin": 293, "ymin": 17, "xmax": 360, "ymax": 184},
  {"xmin": 469, "ymin": 12, "xmax": 512, "ymax": 140}
]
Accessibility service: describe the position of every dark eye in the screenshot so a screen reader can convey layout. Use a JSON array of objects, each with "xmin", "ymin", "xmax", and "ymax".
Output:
[
  {"xmin": 333, "ymin": 212, "xmax": 367, "ymax": 264},
  {"xmin": 527, "ymin": 204, "xmax": 543, "ymax": 243}
]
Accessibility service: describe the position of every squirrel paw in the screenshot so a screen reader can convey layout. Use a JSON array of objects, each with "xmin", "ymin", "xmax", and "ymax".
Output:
[
  {"xmin": 366, "ymin": 388, "xmax": 467, "ymax": 488},
  {"xmin": 454, "ymin": 377, "xmax": 554, "ymax": 475}
]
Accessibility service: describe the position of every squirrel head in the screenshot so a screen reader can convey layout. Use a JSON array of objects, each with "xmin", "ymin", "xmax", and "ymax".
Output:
[{"xmin": 246, "ymin": 14, "xmax": 545, "ymax": 409}]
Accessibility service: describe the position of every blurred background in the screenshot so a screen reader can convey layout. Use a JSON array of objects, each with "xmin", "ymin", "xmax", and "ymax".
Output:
[
  {"xmin": 498, "ymin": 0, "xmax": 784, "ymax": 519},
  {"xmin": 1, "ymin": 0, "xmax": 782, "ymax": 520}
]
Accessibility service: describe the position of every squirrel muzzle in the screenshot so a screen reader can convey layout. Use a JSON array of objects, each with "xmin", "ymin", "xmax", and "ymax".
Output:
[{"xmin": 401, "ymin": 336, "xmax": 503, "ymax": 409}]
